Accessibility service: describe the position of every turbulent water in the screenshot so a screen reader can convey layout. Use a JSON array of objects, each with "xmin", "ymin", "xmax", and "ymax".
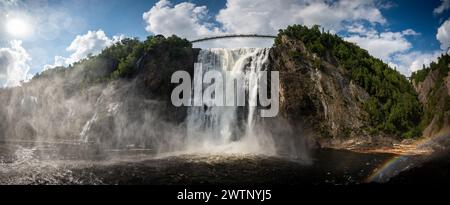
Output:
[
  {"xmin": 0, "ymin": 47, "xmax": 406, "ymax": 185},
  {"xmin": 185, "ymin": 48, "xmax": 276, "ymax": 155},
  {"xmin": 0, "ymin": 47, "xmax": 290, "ymax": 184}
]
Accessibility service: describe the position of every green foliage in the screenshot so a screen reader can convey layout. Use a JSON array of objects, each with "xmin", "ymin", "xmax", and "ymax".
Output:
[
  {"xmin": 411, "ymin": 54, "xmax": 449, "ymax": 85},
  {"xmin": 100, "ymin": 35, "xmax": 191, "ymax": 79},
  {"xmin": 288, "ymin": 50, "xmax": 303, "ymax": 60},
  {"xmin": 277, "ymin": 24, "xmax": 423, "ymax": 138},
  {"xmin": 411, "ymin": 65, "xmax": 430, "ymax": 83},
  {"xmin": 100, "ymin": 38, "xmax": 141, "ymax": 60},
  {"xmin": 414, "ymin": 54, "xmax": 450, "ymax": 130},
  {"xmin": 112, "ymin": 35, "xmax": 192, "ymax": 79},
  {"xmin": 33, "ymin": 35, "xmax": 192, "ymax": 87}
]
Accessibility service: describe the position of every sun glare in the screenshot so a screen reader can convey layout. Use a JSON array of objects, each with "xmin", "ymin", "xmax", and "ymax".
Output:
[{"xmin": 5, "ymin": 18, "xmax": 30, "ymax": 38}]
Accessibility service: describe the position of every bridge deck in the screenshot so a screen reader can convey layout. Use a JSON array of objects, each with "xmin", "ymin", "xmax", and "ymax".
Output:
[{"xmin": 191, "ymin": 34, "xmax": 277, "ymax": 43}]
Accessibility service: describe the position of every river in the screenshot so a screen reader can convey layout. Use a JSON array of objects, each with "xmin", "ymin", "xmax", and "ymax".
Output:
[{"xmin": 1, "ymin": 142, "xmax": 405, "ymax": 185}]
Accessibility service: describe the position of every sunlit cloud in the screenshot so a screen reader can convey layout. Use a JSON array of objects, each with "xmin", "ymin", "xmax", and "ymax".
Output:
[
  {"xmin": 0, "ymin": 40, "xmax": 31, "ymax": 87},
  {"xmin": 142, "ymin": 0, "xmax": 386, "ymax": 48},
  {"xmin": 44, "ymin": 30, "xmax": 125, "ymax": 70}
]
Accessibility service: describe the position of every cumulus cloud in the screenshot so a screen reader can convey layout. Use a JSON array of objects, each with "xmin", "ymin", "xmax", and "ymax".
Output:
[
  {"xmin": 374, "ymin": 17, "xmax": 450, "ymax": 76},
  {"xmin": 391, "ymin": 51, "xmax": 442, "ymax": 76},
  {"xmin": 0, "ymin": 40, "xmax": 31, "ymax": 87},
  {"xmin": 219, "ymin": 0, "xmax": 385, "ymax": 35},
  {"xmin": 434, "ymin": 0, "xmax": 450, "ymax": 15},
  {"xmin": 140, "ymin": 0, "xmax": 440, "ymax": 76},
  {"xmin": 344, "ymin": 29, "xmax": 415, "ymax": 61},
  {"xmin": 45, "ymin": 30, "xmax": 124, "ymax": 70},
  {"xmin": 386, "ymin": 19, "xmax": 450, "ymax": 76},
  {"xmin": 402, "ymin": 29, "xmax": 420, "ymax": 36},
  {"xmin": 346, "ymin": 23, "xmax": 375, "ymax": 34},
  {"xmin": 65, "ymin": 30, "xmax": 123, "ymax": 64},
  {"xmin": 344, "ymin": 27, "xmax": 441, "ymax": 76},
  {"xmin": 141, "ymin": 0, "xmax": 390, "ymax": 49},
  {"xmin": 437, "ymin": 19, "xmax": 450, "ymax": 50},
  {"xmin": 333, "ymin": 9, "xmax": 450, "ymax": 76},
  {"xmin": 143, "ymin": 0, "xmax": 386, "ymax": 39},
  {"xmin": 143, "ymin": 0, "xmax": 222, "ymax": 40},
  {"xmin": 141, "ymin": 0, "xmax": 431, "ymax": 76}
]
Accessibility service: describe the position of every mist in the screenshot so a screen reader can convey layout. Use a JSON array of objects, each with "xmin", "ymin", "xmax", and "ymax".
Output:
[{"xmin": 0, "ymin": 46, "xmax": 311, "ymax": 167}]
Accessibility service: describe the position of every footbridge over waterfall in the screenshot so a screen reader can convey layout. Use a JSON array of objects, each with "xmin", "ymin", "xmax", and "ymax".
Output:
[{"xmin": 190, "ymin": 34, "xmax": 277, "ymax": 43}]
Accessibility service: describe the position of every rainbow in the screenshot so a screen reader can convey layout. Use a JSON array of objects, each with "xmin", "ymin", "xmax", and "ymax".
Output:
[{"xmin": 366, "ymin": 128, "xmax": 450, "ymax": 183}]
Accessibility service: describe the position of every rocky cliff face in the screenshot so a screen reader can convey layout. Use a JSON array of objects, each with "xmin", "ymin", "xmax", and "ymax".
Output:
[
  {"xmin": 0, "ymin": 30, "xmax": 425, "ymax": 154},
  {"xmin": 414, "ymin": 69, "xmax": 441, "ymax": 105},
  {"xmin": 270, "ymin": 35, "xmax": 386, "ymax": 148},
  {"xmin": 413, "ymin": 67, "xmax": 450, "ymax": 137}
]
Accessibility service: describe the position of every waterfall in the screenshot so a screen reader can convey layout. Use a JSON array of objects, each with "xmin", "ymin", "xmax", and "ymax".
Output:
[
  {"xmin": 185, "ymin": 48, "xmax": 275, "ymax": 155},
  {"xmin": 79, "ymin": 112, "xmax": 97, "ymax": 143}
]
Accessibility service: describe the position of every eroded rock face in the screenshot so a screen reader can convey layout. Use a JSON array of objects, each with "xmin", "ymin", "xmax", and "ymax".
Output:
[
  {"xmin": 446, "ymin": 71, "xmax": 450, "ymax": 96},
  {"xmin": 413, "ymin": 69, "xmax": 440, "ymax": 106},
  {"xmin": 270, "ymin": 35, "xmax": 373, "ymax": 144},
  {"xmin": 1, "ymin": 34, "xmax": 427, "ymax": 153},
  {"xmin": 413, "ymin": 67, "xmax": 450, "ymax": 137}
]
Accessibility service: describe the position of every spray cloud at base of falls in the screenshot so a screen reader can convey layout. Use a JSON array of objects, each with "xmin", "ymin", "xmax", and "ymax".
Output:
[
  {"xmin": 179, "ymin": 48, "xmax": 279, "ymax": 155},
  {"xmin": 0, "ymin": 44, "xmax": 309, "ymax": 163}
]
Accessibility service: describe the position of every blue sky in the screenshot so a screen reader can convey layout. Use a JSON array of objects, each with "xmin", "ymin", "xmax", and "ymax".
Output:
[
  {"xmin": 381, "ymin": 0, "xmax": 446, "ymax": 51},
  {"xmin": 1, "ymin": 0, "xmax": 450, "ymax": 87}
]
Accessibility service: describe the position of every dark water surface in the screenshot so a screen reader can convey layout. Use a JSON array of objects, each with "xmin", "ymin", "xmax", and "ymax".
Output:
[{"xmin": 0, "ymin": 142, "xmax": 403, "ymax": 185}]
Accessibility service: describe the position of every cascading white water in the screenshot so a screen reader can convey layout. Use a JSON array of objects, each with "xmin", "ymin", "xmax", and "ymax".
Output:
[{"xmin": 185, "ymin": 48, "xmax": 276, "ymax": 155}]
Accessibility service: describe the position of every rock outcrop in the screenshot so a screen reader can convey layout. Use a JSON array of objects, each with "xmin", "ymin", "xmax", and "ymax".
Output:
[
  {"xmin": 413, "ymin": 66, "xmax": 450, "ymax": 137},
  {"xmin": 270, "ymin": 35, "xmax": 383, "ymax": 147},
  {"xmin": 0, "ymin": 29, "xmax": 428, "ymax": 153}
]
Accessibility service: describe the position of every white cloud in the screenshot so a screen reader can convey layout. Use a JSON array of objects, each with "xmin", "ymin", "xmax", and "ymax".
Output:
[
  {"xmin": 43, "ymin": 55, "xmax": 66, "ymax": 70},
  {"xmin": 345, "ymin": 30, "xmax": 413, "ymax": 61},
  {"xmin": 385, "ymin": 19, "xmax": 450, "ymax": 76},
  {"xmin": 140, "ymin": 0, "xmax": 439, "ymax": 76},
  {"xmin": 346, "ymin": 23, "xmax": 374, "ymax": 34},
  {"xmin": 343, "ymin": 15, "xmax": 450, "ymax": 76},
  {"xmin": 377, "ymin": 0, "xmax": 397, "ymax": 10},
  {"xmin": 142, "ymin": 0, "xmax": 221, "ymax": 40},
  {"xmin": 141, "ymin": 0, "xmax": 430, "ymax": 76},
  {"xmin": 402, "ymin": 29, "xmax": 420, "ymax": 36},
  {"xmin": 391, "ymin": 51, "xmax": 442, "ymax": 76},
  {"xmin": 434, "ymin": 0, "xmax": 450, "ymax": 15},
  {"xmin": 437, "ymin": 19, "xmax": 450, "ymax": 50},
  {"xmin": 218, "ymin": 0, "xmax": 386, "ymax": 34},
  {"xmin": 44, "ymin": 30, "xmax": 124, "ymax": 70},
  {"xmin": 0, "ymin": 0, "xmax": 19, "ymax": 6},
  {"xmin": 344, "ymin": 27, "xmax": 438, "ymax": 76},
  {"xmin": 65, "ymin": 30, "xmax": 122, "ymax": 64},
  {"xmin": 0, "ymin": 40, "xmax": 31, "ymax": 87},
  {"xmin": 381, "ymin": 16, "xmax": 450, "ymax": 76},
  {"xmin": 143, "ymin": 0, "xmax": 386, "ymax": 40}
]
